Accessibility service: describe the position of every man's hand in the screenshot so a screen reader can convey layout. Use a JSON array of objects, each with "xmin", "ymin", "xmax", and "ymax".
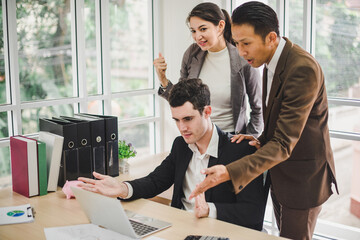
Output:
[
  {"xmin": 78, "ymin": 171, "xmax": 128, "ymax": 198},
  {"xmin": 194, "ymin": 192, "xmax": 209, "ymax": 218},
  {"xmin": 189, "ymin": 165, "xmax": 230, "ymax": 200},
  {"xmin": 231, "ymin": 134, "xmax": 260, "ymax": 149}
]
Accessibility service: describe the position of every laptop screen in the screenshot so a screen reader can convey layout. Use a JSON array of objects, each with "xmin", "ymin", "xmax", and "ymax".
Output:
[{"xmin": 71, "ymin": 187, "xmax": 171, "ymax": 239}]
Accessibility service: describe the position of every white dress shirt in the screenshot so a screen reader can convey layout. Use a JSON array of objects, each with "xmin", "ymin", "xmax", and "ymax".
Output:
[{"xmin": 181, "ymin": 124, "xmax": 218, "ymax": 218}]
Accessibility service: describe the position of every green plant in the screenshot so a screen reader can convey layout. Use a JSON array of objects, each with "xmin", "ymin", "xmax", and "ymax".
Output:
[{"xmin": 118, "ymin": 140, "xmax": 137, "ymax": 159}]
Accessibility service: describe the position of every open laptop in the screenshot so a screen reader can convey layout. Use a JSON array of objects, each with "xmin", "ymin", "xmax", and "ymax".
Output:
[{"xmin": 71, "ymin": 186, "xmax": 172, "ymax": 239}]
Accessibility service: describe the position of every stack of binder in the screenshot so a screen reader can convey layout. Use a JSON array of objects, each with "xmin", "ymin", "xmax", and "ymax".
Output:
[
  {"xmin": 39, "ymin": 113, "xmax": 119, "ymax": 187},
  {"xmin": 58, "ymin": 116, "xmax": 93, "ymax": 179},
  {"xmin": 39, "ymin": 118, "xmax": 79, "ymax": 187},
  {"xmin": 75, "ymin": 114, "xmax": 119, "ymax": 177}
]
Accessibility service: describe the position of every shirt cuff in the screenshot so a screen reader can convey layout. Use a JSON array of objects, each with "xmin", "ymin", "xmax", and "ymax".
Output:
[
  {"xmin": 207, "ymin": 202, "xmax": 217, "ymax": 219},
  {"xmin": 123, "ymin": 182, "xmax": 133, "ymax": 199}
]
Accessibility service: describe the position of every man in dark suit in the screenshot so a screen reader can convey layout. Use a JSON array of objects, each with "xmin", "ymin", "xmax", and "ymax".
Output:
[
  {"xmin": 78, "ymin": 78, "xmax": 268, "ymax": 230},
  {"xmin": 190, "ymin": 2, "xmax": 338, "ymax": 239}
]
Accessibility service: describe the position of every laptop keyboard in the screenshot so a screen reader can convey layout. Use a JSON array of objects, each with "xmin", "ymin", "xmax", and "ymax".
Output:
[{"xmin": 129, "ymin": 219, "xmax": 159, "ymax": 236}]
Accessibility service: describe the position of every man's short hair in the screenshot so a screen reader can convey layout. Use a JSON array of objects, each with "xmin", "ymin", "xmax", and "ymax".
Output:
[
  {"xmin": 169, "ymin": 78, "xmax": 210, "ymax": 115},
  {"xmin": 232, "ymin": 1, "xmax": 279, "ymax": 41}
]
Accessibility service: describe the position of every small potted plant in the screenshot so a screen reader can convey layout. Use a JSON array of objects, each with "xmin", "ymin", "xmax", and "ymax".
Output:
[{"xmin": 118, "ymin": 140, "xmax": 137, "ymax": 174}]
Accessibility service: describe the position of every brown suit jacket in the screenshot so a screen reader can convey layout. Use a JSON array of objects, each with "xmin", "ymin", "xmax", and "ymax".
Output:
[{"xmin": 226, "ymin": 37, "xmax": 338, "ymax": 209}]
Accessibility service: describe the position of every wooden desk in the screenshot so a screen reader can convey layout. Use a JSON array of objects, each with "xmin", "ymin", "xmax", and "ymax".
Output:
[
  {"xmin": 0, "ymin": 153, "xmax": 286, "ymax": 240},
  {"xmin": 0, "ymin": 187, "xmax": 286, "ymax": 240}
]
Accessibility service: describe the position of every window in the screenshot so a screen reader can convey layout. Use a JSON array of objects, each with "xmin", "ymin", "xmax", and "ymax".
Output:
[
  {"xmin": 109, "ymin": 0, "xmax": 152, "ymax": 92},
  {"xmin": 0, "ymin": 0, "xmax": 159, "ymax": 189},
  {"xmin": 316, "ymin": 0, "xmax": 360, "ymax": 100},
  {"xmin": 17, "ymin": 0, "xmax": 74, "ymax": 102},
  {"xmin": 314, "ymin": 0, "xmax": 360, "ymax": 234}
]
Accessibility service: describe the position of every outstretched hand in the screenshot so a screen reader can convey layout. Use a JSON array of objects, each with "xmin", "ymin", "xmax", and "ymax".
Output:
[
  {"xmin": 189, "ymin": 165, "xmax": 230, "ymax": 200},
  {"xmin": 78, "ymin": 172, "xmax": 128, "ymax": 198},
  {"xmin": 231, "ymin": 134, "xmax": 260, "ymax": 149}
]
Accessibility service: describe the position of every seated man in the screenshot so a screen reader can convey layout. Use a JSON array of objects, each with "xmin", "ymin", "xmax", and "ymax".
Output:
[{"xmin": 78, "ymin": 78, "xmax": 268, "ymax": 230}]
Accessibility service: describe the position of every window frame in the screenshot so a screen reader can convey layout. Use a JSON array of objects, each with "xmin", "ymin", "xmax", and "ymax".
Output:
[{"xmin": 0, "ymin": 0, "xmax": 160, "ymax": 156}]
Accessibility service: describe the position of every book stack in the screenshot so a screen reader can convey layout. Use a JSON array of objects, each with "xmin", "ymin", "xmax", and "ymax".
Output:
[{"xmin": 9, "ymin": 133, "xmax": 63, "ymax": 198}]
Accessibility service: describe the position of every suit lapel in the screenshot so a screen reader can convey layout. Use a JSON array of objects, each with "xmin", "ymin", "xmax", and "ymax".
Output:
[
  {"xmin": 264, "ymin": 74, "xmax": 282, "ymax": 124},
  {"xmin": 264, "ymin": 38, "xmax": 292, "ymax": 124},
  {"xmin": 205, "ymin": 127, "xmax": 224, "ymax": 202},
  {"xmin": 178, "ymin": 148, "xmax": 193, "ymax": 183},
  {"xmin": 228, "ymin": 43, "xmax": 243, "ymax": 106},
  {"xmin": 188, "ymin": 50, "xmax": 207, "ymax": 79}
]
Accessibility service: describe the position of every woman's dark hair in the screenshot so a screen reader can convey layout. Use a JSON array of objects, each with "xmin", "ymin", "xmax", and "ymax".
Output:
[
  {"xmin": 186, "ymin": 2, "xmax": 234, "ymax": 45},
  {"xmin": 232, "ymin": 1, "xmax": 279, "ymax": 41},
  {"xmin": 169, "ymin": 78, "xmax": 210, "ymax": 115}
]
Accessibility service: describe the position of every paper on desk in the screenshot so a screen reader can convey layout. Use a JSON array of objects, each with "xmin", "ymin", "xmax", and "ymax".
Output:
[
  {"xmin": 0, "ymin": 204, "xmax": 34, "ymax": 225},
  {"xmin": 44, "ymin": 223, "xmax": 165, "ymax": 240}
]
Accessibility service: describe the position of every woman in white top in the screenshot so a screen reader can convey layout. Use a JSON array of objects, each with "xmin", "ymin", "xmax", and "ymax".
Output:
[{"xmin": 154, "ymin": 2, "xmax": 263, "ymax": 136}]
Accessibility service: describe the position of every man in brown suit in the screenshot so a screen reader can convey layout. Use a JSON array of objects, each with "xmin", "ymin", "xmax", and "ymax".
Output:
[{"xmin": 190, "ymin": 2, "xmax": 338, "ymax": 239}]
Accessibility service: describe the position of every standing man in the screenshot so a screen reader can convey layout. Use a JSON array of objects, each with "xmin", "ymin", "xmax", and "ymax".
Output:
[
  {"xmin": 79, "ymin": 78, "xmax": 268, "ymax": 230},
  {"xmin": 190, "ymin": 2, "xmax": 338, "ymax": 239}
]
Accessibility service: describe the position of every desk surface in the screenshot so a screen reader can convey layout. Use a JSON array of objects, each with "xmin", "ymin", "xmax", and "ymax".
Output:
[{"xmin": 0, "ymin": 153, "xmax": 286, "ymax": 240}]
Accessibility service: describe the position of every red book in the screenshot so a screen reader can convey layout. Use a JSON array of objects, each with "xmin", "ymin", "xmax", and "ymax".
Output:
[{"xmin": 10, "ymin": 136, "xmax": 39, "ymax": 198}]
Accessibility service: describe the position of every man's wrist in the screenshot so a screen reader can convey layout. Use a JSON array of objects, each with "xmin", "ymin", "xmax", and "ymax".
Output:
[{"xmin": 119, "ymin": 182, "xmax": 131, "ymax": 199}]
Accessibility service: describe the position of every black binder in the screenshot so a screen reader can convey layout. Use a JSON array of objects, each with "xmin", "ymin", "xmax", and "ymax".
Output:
[
  {"xmin": 39, "ymin": 118, "xmax": 79, "ymax": 186},
  {"xmin": 73, "ymin": 114, "xmax": 106, "ymax": 175},
  {"xmin": 58, "ymin": 116, "xmax": 93, "ymax": 179},
  {"xmin": 78, "ymin": 113, "xmax": 119, "ymax": 177}
]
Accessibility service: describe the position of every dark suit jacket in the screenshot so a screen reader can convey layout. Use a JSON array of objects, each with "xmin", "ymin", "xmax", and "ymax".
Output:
[
  {"xmin": 127, "ymin": 127, "xmax": 268, "ymax": 230},
  {"xmin": 158, "ymin": 41, "xmax": 263, "ymax": 137},
  {"xmin": 226, "ymin": 37, "xmax": 338, "ymax": 209}
]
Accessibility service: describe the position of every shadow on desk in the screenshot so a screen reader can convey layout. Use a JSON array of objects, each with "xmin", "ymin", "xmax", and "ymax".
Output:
[{"xmin": 150, "ymin": 196, "xmax": 172, "ymax": 206}]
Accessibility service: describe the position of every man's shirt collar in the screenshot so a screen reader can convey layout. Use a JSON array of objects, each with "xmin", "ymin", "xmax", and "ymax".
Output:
[
  {"xmin": 188, "ymin": 124, "xmax": 218, "ymax": 158},
  {"xmin": 265, "ymin": 37, "xmax": 286, "ymax": 74}
]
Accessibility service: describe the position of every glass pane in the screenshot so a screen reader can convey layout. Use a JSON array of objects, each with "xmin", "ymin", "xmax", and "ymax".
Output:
[
  {"xmin": 84, "ymin": 0, "xmax": 98, "ymax": 95},
  {"xmin": 0, "ymin": 111, "xmax": 8, "ymax": 138},
  {"xmin": 0, "ymin": 2, "xmax": 7, "ymax": 104},
  {"xmin": 109, "ymin": 0, "xmax": 152, "ymax": 92},
  {"xmin": 112, "ymin": 95, "xmax": 154, "ymax": 119},
  {"xmin": 0, "ymin": 146, "xmax": 11, "ymax": 189},
  {"xmin": 118, "ymin": 122, "xmax": 153, "ymax": 157},
  {"xmin": 87, "ymin": 100, "xmax": 103, "ymax": 114},
  {"xmin": 21, "ymin": 104, "xmax": 74, "ymax": 134},
  {"xmin": 319, "ymin": 138, "xmax": 360, "ymax": 229},
  {"xmin": 329, "ymin": 105, "xmax": 360, "ymax": 134},
  {"xmin": 16, "ymin": 0, "xmax": 74, "ymax": 101},
  {"xmin": 288, "ymin": 0, "xmax": 304, "ymax": 48},
  {"xmin": 315, "ymin": 0, "xmax": 360, "ymax": 99}
]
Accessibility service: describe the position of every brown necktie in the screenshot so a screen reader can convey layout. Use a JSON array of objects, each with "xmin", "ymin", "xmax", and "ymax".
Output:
[{"xmin": 262, "ymin": 66, "xmax": 268, "ymax": 118}]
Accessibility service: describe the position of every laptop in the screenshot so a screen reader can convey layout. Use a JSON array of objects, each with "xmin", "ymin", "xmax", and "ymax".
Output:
[{"xmin": 71, "ymin": 186, "xmax": 172, "ymax": 239}]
